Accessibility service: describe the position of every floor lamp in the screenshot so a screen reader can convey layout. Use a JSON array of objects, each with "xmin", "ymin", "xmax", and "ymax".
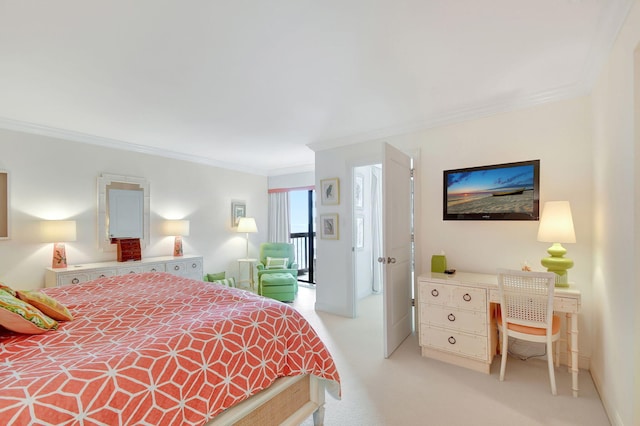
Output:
[{"xmin": 237, "ymin": 217, "xmax": 258, "ymax": 259}]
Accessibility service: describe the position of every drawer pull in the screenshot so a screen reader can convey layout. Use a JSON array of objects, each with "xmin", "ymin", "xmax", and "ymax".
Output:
[
  {"xmin": 463, "ymin": 293, "xmax": 472, "ymax": 302},
  {"xmin": 192, "ymin": 263, "xmax": 197, "ymax": 268},
  {"xmin": 174, "ymin": 265, "xmax": 180, "ymax": 271},
  {"xmin": 448, "ymin": 336, "xmax": 456, "ymax": 345},
  {"xmin": 431, "ymin": 289, "xmax": 439, "ymax": 297},
  {"xmin": 447, "ymin": 313, "xmax": 456, "ymax": 322},
  {"xmin": 72, "ymin": 278, "xmax": 80, "ymax": 284},
  {"xmin": 129, "ymin": 271, "xmax": 136, "ymax": 274},
  {"xmin": 99, "ymin": 274, "xmax": 106, "ymax": 278},
  {"xmin": 150, "ymin": 268, "xmax": 157, "ymax": 272}
]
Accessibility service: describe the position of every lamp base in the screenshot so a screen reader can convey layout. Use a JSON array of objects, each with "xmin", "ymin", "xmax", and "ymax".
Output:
[
  {"xmin": 173, "ymin": 236, "xmax": 183, "ymax": 257},
  {"xmin": 52, "ymin": 242, "xmax": 67, "ymax": 268},
  {"xmin": 541, "ymin": 242, "xmax": 573, "ymax": 287}
]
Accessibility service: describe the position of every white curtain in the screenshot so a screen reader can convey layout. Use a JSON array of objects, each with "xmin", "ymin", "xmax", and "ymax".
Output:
[{"xmin": 268, "ymin": 192, "xmax": 291, "ymax": 243}]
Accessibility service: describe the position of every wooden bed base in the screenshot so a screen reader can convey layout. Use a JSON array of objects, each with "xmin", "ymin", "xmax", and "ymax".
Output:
[{"xmin": 208, "ymin": 374, "xmax": 326, "ymax": 426}]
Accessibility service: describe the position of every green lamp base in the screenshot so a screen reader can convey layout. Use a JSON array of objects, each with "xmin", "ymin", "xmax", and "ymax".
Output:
[{"xmin": 541, "ymin": 242, "xmax": 573, "ymax": 287}]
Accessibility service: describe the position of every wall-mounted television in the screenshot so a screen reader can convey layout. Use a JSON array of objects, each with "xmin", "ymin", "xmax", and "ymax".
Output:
[{"xmin": 443, "ymin": 159, "xmax": 540, "ymax": 221}]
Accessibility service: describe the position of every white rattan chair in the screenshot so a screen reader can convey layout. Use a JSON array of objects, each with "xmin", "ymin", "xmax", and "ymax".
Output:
[{"xmin": 497, "ymin": 269, "xmax": 561, "ymax": 395}]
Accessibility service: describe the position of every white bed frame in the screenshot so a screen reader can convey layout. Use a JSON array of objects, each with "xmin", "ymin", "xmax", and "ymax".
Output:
[{"xmin": 208, "ymin": 374, "xmax": 326, "ymax": 426}]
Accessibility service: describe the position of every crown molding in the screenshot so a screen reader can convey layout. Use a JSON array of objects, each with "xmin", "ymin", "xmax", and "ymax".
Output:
[
  {"xmin": 308, "ymin": 81, "xmax": 590, "ymax": 153},
  {"xmin": 0, "ymin": 116, "xmax": 271, "ymax": 176}
]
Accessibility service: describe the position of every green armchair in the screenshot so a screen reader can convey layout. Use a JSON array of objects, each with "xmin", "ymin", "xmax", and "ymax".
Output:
[{"xmin": 256, "ymin": 243, "xmax": 298, "ymax": 301}]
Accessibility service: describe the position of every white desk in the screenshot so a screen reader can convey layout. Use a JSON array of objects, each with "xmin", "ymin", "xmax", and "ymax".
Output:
[
  {"xmin": 418, "ymin": 271, "xmax": 581, "ymax": 397},
  {"xmin": 237, "ymin": 258, "xmax": 257, "ymax": 290}
]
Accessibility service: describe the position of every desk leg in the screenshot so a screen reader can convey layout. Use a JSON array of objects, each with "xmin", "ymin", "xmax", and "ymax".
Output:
[{"xmin": 568, "ymin": 312, "xmax": 579, "ymax": 397}]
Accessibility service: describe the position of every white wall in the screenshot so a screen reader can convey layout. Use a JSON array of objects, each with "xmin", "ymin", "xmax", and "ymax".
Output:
[
  {"xmin": 268, "ymin": 171, "xmax": 314, "ymax": 190},
  {"xmin": 315, "ymin": 141, "xmax": 383, "ymax": 316},
  {"xmin": 0, "ymin": 128, "xmax": 268, "ymax": 289},
  {"xmin": 315, "ymin": 98, "xmax": 594, "ymax": 362},
  {"xmin": 590, "ymin": 1, "xmax": 640, "ymax": 424}
]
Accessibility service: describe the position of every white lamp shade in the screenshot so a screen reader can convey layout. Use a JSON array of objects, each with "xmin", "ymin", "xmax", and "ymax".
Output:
[
  {"xmin": 162, "ymin": 220, "xmax": 190, "ymax": 236},
  {"xmin": 537, "ymin": 201, "xmax": 576, "ymax": 243},
  {"xmin": 237, "ymin": 217, "xmax": 258, "ymax": 233},
  {"xmin": 41, "ymin": 220, "xmax": 77, "ymax": 243}
]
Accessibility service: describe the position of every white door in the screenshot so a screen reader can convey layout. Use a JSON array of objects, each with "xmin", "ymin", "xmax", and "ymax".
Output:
[{"xmin": 381, "ymin": 143, "xmax": 413, "ymax": 358}]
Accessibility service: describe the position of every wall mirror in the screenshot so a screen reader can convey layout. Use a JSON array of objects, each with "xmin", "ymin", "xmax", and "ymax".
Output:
[{"xmin": 97, "ymin": 173, "xmax": 150, "ymax": 252}]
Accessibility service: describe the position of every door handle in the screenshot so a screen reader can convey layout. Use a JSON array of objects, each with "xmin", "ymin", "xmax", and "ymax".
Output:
[
  {"xmin": 377, "ymin": 257, "xmax": 396, "ymax": 264},
  {"xmin": 377, "ymin": 257, "xmax": 386, "ymax": 264}
]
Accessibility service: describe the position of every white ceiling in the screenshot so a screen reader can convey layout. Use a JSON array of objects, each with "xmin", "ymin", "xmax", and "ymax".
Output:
[{"xmin": 0, "ymin": 1, "xmax": 632, "ymax": 175}]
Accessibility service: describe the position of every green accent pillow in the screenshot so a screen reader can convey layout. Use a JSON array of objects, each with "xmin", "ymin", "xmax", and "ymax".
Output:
[
  {"xmin": 205, "ymin": 272, "xmax": 226, "ymax": 282},
  {"xmin": 265, "ymin": 257, "xmax": 288, "ymax": 270},
  {"xmin": 212, "ymin": 277, "xmax": 236, "ymax": 288},
  {"xmin": 17, "ymin": 290, "xmax": 74, "ymax": 321},
  {"xmin": 0, "ymin": 291, "xmax": 59, "ymax": 334}
]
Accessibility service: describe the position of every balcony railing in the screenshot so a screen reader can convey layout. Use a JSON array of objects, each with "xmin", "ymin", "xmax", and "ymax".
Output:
[{"xmin": 291, "ymin": 232, "xmax": 315, "ymax": 283}]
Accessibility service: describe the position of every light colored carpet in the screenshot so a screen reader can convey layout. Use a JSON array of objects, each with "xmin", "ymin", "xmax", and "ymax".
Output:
[{"xmin": 294, "ymin": 287, "xmax": 610, "ymax": 426}]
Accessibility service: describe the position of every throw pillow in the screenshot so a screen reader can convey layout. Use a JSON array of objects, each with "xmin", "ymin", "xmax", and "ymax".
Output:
[
  {"xmin": 16, "ymin": 290, "xmax": 74, "ymax": 321},
  {"xmin": 212, "ymin": 277, "xmax": 236, "ymax": 288},
  {"xmin": 265, "ymin": 257, "xmax": 288, "ymax": 270},
  {"xmin": 0, "ymin": 283, "xmax": 16, "ymax": 296},
  {"xmin": 205, "ymin": 272, "xmax": 226, "ymax": 282},
  {"xmin": 0, "ymin": 291, "xmax": 59, "ymax": 334}
]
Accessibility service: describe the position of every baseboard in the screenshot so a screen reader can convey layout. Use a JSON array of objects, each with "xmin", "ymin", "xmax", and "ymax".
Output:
[{"xmin": 590, "ymin": 368, "xmax": 624, "ymax": 426}]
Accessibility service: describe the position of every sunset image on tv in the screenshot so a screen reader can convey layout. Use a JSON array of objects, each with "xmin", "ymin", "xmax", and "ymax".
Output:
[{"xmin": 446, "ymin": 163, "xmax": 536, "ymax": 215}]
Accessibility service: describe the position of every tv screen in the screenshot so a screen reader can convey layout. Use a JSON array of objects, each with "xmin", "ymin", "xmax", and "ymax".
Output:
[{"xmin": 443, "ymin": 160, "xmax": 540, "ymax": 221}]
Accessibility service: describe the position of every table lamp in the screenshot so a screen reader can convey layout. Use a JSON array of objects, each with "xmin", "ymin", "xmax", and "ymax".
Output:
[
  {"xmin": 163, "ymin": 220, "xmax": 190, "ymax": 256},
  {"xmin": 237, "ymin": 217, "xmax": 258, "ymax": 259},
  {"xmin": 41, "ymin": 220, "xmax": 77, "ymax": 268},
  {"xmin": 536, "ymin": 201, "xmax": 576, "ymax": 286}
]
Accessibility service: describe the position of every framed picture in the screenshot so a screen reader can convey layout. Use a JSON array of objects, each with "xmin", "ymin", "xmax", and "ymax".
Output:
[
  {"xmin": 320, "ymin": 178, "xmax": 340, "ymax": 205},
  {"xmin": 354, "ymin": 173, "xmax": 364, "ymax": 209},
  {"xmin": 231, "ymin": 200, "xmax": 246, "ymax": 227},
  {"xmin": 356, "ymin": 216, "xmax": 364, "ymax": 249},
  {"xmin": 320, "ymin": 213, "xmax": 339, "ymax": 240}
]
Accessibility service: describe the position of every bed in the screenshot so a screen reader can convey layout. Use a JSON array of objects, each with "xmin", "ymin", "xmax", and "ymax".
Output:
[{"xmin": 0, "ymin": 272, "xmax": 340, "ymax": 425}]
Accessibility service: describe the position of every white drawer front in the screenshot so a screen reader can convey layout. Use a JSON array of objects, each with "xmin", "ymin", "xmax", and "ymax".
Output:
[
  {"xmin": 89, "ymin": 270, "xmax": 117, "ymax": 280},
  {"xmin": 422, "ymin": 326, "xmax": 488, "ymax": 361},
  {"xmin": 423, "ymin": 305, "xmax": 487, "ymax": 335},
  {"xmin": 58, "ymin": 273, "xmax": 91, "ymax": 286},
  {"xmin": 420, "ymin": 282, "xmax": 450, "ymax": 306},
  {"xmin": 449, "ymin": 286, "xmax": 486, "ymax": 311},
  {"xmin": 143, "ymin": 263, "xmax": 165, "ymax": 273},
  {"xmin": 117, "ymin": 265, "xmax": 144, "ymax": 275}
]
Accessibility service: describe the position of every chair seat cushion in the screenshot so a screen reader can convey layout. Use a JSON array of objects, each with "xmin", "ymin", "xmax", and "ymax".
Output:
[
  {"xmin": 261, "ymin": 273, "xmax": 296, "ymax": 286},
  {"xmin": 497, "ymin": 309, "xmax": 561, "ymax": 336}
]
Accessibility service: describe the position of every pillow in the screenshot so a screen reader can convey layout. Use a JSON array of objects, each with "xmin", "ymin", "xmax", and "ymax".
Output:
[
  {"xmin": 205, "ymin": 272, "xmax": 226, "ymax": 282},
  {"xmin": 265, "ymin": 257, "xmax": 288, "ymax": 270},
  {"xmin": 0, "ymin": 291, "xmax": 58, "ymax": 334},
  {"xmin": 0, "ymin": 283, "xmax": 16, "ymax": 296},
  {"xmin": 212, "ymin": 277, "xmax": 236, "ymax": 288},
  {"xmin": 16, "ymin": 290, "xmax": 74, "ymax": 321}
]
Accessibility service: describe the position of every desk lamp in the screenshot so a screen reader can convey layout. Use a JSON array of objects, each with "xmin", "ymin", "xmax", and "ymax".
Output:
[
  {"xmin": 237, "ymin": 217, "xmax": 258, "ymax": 259},
  {"xmin": 536, "ymin": 201, "xmax": 576, "ymax": 286},
  {"xmin": 41, "ymin": 220, "xmax": 77, "ymax": 268},
  {"xmin": 163, "ymin": 220, "xmax": 190, "ymax": 256}
]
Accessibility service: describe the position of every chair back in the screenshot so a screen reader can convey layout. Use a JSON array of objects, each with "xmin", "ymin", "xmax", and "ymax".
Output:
[
  {"xmin": 497, "ymin": 269, "xmax": 556, "ymax": 334},
  {"xmin": 259, "ymin": 243, "xmax": 295, "ymax": 267}
]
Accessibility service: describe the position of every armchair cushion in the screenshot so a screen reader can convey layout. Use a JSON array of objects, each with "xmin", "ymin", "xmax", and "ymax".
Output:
[{"xmin": 265, "ymin": 257, "xmax": 289, "ymax": 270}]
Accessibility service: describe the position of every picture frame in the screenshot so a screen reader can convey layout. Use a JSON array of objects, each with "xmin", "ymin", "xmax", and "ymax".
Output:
[
  {"xmin": 356, "ymin": 216, "xmax": 364, "ymax": 249},
  {"xmin": 231, "ymin": 200, "xmax": 246, "ymax": 227},
  {"xmin": 354, "ymin": 173, "xmax": 364, "ymax": 209},
  {"xmin": 320, "ymin": 213, "xmax": 339, "ymax": 240},
  {"xmin": 320, "ymin": 178, "xmax": 340, "ymax": 205}
]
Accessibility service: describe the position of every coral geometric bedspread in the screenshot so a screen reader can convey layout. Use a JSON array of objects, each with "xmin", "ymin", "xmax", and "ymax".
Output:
[{"xmin": 0, "ymin": 272, "xmax": 340, "ymax": 425}]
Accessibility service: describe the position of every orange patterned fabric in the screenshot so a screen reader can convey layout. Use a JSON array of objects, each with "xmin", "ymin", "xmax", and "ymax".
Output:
[{"xmin": 0, "ymin": 272, "xmax": 340, "ymax": 425}]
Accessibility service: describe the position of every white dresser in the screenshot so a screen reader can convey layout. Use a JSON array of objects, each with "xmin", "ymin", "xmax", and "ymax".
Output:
[
  {"xmin": 418, "ymin": 273, "xmax": 496, "ymax": 374},
  {"xmin": 45, "ymin": 255, "xmax": 203, "ymax": 288},
  {"xmin": 418, "ymin": 271, "xmax": 582, "ymax": 396}
]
